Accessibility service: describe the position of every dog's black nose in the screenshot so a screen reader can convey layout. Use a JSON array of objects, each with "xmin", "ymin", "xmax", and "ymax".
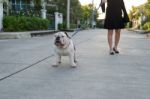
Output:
[
  {"xmin": 56, "ymin": 37, "xmax": 60, "ymax": 40},
  {"xmin": 55, "ymin": 37, "xmax": 60, "ymax": 43}
]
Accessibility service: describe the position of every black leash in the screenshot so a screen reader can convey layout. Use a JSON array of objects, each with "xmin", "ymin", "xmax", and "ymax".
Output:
[{"xmin": 71, "ymin": 28, "xmax": 82, "ymax": 38}]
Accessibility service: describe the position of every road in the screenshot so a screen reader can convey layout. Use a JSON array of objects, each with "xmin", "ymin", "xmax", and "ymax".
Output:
[{"xmin": 0, "ymin": 29, "xmax": 150, "ymax": 99}]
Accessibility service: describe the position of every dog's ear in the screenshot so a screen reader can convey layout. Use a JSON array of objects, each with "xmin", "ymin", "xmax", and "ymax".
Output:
[{"xmin": 64, "ymin": 32, "xmax": 71, "ymax": 38}]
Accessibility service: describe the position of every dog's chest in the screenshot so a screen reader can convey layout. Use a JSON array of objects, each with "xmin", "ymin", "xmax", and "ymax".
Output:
[{"xmin": 56, "ymin": 48, "xmax": 71, "ymax": 56}]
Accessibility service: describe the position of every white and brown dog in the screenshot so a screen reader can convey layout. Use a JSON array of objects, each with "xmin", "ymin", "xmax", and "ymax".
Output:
[{"xmin": 53, "ymin": 31, "xmax": 77, "ymax": 68}]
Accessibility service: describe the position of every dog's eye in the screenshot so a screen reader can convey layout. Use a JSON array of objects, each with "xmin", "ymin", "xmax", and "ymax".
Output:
[{"xmin": 62, "ymin": 36, "xmax": 64, "ymax": 37}]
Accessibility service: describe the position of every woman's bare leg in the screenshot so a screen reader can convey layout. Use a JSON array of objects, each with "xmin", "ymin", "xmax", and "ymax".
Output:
[
  {"xmin": 114, "ymin": 29, "xmax": 121, "ymax": 50},
  {"xmin": 108, "ymin": 29, "xmax": 114, "ymax": 54}
]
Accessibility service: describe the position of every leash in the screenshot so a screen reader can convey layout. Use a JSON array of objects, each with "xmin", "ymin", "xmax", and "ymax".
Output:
[{"xmin": 71, "ymin": 28, "xmax": 82, "ymax": 38}]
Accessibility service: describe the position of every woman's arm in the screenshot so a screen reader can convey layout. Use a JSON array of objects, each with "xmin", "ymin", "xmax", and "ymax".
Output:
[
  {"xmin": 100, "ymin": 0, "xmax": 106, "ymax": 12},
  {"xmin": 121, "ymin": 0, "xmax": 130, "ymax": 22}
]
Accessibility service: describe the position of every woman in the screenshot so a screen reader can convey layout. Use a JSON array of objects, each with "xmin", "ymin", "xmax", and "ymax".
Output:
[{"xmin": 100, "ymin": 0, "xmax": 129, "ymax": 55}]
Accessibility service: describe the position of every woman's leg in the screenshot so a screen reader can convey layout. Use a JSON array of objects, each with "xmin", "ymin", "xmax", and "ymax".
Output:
[
  {"xmin": 114, "ymin": 29, "xmax": 121, "ymax": 52},
  {"xmin": 108, "ymin": 29, "xmax": 114, "ymax": 54}
]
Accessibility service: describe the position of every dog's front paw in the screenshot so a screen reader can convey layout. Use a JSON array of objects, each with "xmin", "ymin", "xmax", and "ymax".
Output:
[
  {"xmin": 74, "ymin": 60, "xmax": 77, "ymax": 63},
  {"xmin": 71, "ymin": 63, "xmax": 77, "ymax": 68},
  {"xmin": 52, "ymin": 64, "xmax": 59, "ymax": 67},
  {"xmin": 52, "ymin": 61, "xmax": 61, "ymax": 67}
]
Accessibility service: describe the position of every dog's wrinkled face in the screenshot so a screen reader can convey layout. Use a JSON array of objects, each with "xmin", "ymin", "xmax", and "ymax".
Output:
[{"xmin": 54, "ymin": 32, "xmax": 68, "ymax": 47}]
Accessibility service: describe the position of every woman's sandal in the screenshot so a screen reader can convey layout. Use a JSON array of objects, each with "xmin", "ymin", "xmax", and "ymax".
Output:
[
  {"xmin": 113, "ymin": 48, "xmax": 119, "ymax": 54},
  {"xmin": 110, "ymin": 51, "xmax": 115, "ymax": 55}
]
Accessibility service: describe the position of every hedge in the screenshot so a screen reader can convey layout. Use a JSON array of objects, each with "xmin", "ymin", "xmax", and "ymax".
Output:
[
  {"xmin": 58, "ymin": 23, "xmax": 77, "ymax": 30},
  {"xmin": 143, "ymin": 22, "xmax": 150, "ymax": 31},
  {"xmin": 58, "ymin": 23, "xmax": 67, "ymax": 30},
  {"xmin": 3, "ymin": 16, "xmax": 50, "ymax": 32}
]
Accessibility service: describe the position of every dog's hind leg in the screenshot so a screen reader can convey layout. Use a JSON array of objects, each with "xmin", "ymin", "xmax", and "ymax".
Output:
[
  {"xmin": 74, "ymin": 53, "xmax": 77, "ymax": 63},
  {"xmin": 73, "ymin": 45, "xmax": 77, "ymax": 63},
  {"xmin": 69, "ymin": 53, "xmax": 77, "ymax": 68},
  {"xmin": 58, "ymin": 55, "xmax": 61, "ymax": 64}
]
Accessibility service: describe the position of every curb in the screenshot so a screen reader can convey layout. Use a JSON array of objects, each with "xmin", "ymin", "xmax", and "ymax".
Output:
[
  {"xmin": 30, "ymin": 30, "xmax": 58, "ymax": 37},
  {"xmin": 0, "ymin": 32, "xmax": 31, "ymax": 39},
  {"xmin": 127, "ymin": 29, "xmax": 150, "ymax": 34},
  {"xmin": 0, "ymin": 30, "xmax": 58, "ymax": 39},
  {"xmin": 146, "ymin": 33, "xmax": 150, "ymax": 38},
  {"xmin": 0, "ymin": 29, "xmax": 80, "ymax": 39}
]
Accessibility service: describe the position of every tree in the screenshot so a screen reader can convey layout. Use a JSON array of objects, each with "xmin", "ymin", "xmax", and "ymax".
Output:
[
  {"xmin": 144, "ymin": 0, "xmax": 150, "ymax": 21},
  {"xmin": 47, "ymin": 0, "xmax": 82, "ymax": 27},
  {"xmin": 129, "ymin": 0, "xmax": 150, "ymax": 29},
  {"xmin": 34, "ymin": 0, "xmax": 42, "ymax": 16},
  {"xmin": 70, "ymin": 0, "xmax": 82, "ymax": 24},
  {"xmin": 46, "ymin": 0, "xmax": 99, "ymax": 28},
  {"xmin": 81, "ymin": 5, "xmax": 91, "ymax": 21}
]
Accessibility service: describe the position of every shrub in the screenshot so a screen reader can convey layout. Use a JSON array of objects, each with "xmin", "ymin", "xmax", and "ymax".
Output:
[
  {"xmin": 126, "ymin": 22, "xmax": 132, "ymax": 28},
  {"xmin": 58, "ymin": 23, "xmax": 78, "ymax": 30},
  {"xmin": 3, "ymin": 16, "xmax": 50, "ymax": 32},
  {"xmin": 58, "ymin": 23, "xmax": 63, "ymax": 30},
  {"xmin": 80, "ymin": 24, "xmax": 88, "ymax": 29},
  {"xmin": 58, "ymin": 22, "xmax": 67, "ymax": 30},
  {"xmin": 96, "ymin": 20, "xmax": 104, "ymax": 28},
  {"xmin": 143, "ymin": 22, "xmax": 150, "ymax": 31},
  {"xmin": 70, "ymin": 24, "xmax": 77, "ymax": 29},
  {"xmin": 3, "ymin": 16, "xmax": 18, "ymax": 32}
]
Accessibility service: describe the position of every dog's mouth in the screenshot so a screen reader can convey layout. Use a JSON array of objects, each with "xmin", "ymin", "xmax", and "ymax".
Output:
[
  {"xmin": 55, "ymin": 43, "xmax": 64, "ymax": 46},
  {"xmin": 55, "ymin": 40, "xmax": 65, "ymax": 47}
]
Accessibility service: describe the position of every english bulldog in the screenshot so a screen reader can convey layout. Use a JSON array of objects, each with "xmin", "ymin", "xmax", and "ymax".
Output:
[{"xmin": 53, "ymin": 31, "xmax": 77, "ymax": 68}]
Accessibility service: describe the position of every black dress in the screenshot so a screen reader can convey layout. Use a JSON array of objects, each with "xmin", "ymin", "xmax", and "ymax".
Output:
[{"xmin": 101, "ymin": 0, "xmax": 129, "ymax": 29}]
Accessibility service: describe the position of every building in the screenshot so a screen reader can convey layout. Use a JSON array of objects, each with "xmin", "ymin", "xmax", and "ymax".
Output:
[
  {"xmin": 1, "ymin": 0, "xmax": 49, "ymax": 17},
  {"xmin": 0, "ymin": 0, "xmax": 36, "ymax": 31},
  {"xmin": 0, "ymin": 0, "xmax": 3, "ymax": 31},
  {"xmin": 10, "ymin": 0, "xmax": 34, "ymax": 12},
  {"xmin": 0, "ymin": 0, "xmax": 61, "ymax": 31},
  {"xmin": 0, "ymin": 0, "xmax": 48, "ymax": 31}
]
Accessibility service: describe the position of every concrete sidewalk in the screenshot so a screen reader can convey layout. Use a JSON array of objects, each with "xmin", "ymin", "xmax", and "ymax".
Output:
[{"xmin": 0, "ymin": 29, "xmax": 150, "ymax": 99}]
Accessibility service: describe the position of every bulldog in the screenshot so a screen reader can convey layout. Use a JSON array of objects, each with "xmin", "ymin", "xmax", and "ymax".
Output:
[{"xmin": 53, "ymin": 31, "xmax": 77, "ymax": 68}]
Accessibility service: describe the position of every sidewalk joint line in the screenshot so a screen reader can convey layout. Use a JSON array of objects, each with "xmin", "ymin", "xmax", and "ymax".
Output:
[{"xmin": 0, "ymin": 55, "xmax": 54, "ymax": 82}]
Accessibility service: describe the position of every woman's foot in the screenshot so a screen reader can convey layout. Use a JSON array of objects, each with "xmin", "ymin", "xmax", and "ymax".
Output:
[
  {"xmin": 113, "ymin": 47, "xmax": 119, "ymax": 54},
  {"xmin": 109, "ymin": 50, "xmax": 114, "ymax": 55}
]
